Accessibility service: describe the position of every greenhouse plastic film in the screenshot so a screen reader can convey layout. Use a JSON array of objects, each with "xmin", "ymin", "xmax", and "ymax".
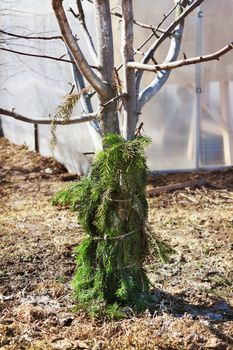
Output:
[{"xmin": 1, "ymin": 0, "xmax": 233, "ymax": 173}]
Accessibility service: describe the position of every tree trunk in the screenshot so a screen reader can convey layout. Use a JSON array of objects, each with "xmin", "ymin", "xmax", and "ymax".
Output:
[
  {"xmin": 121, "ymin": 0, "xmax": 137, "ymax": 140},
  {"xmin": 98, "ymin": 88, "xmax": 120, "ymax": 136}
]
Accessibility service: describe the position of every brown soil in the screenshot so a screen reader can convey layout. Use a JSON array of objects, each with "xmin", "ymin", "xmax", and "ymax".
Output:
[{"xmin": 0, "ymin": 137, "xmax": 232, "ymax": 350}]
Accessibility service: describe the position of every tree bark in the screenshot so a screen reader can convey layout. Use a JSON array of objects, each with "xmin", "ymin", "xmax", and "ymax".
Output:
[
  {"xmin": 94, "ymin": 0, "xmax": 120, "ymax": 136},
  {"xmin": 94, "ymin": 0, "xmax": 114, "ymax": 84},
  {"xmin": 121, "ymin": 0, "xmax": 137, "ymax": 140},
  {"xmin": 98, "ymin": 90, "xmax": 120, "ymax": 136}
]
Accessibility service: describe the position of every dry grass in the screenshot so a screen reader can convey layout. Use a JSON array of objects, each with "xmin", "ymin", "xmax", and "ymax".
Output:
[{"xmin": 0, "ymin": 137, "xmax": 232, "ymax": 350}]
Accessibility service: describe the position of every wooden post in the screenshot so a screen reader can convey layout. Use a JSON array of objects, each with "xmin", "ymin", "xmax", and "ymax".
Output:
[
  {"xmin": 0, "ymin": 117, "xmax": 3, "ymax": 137},
  {"xmin": 34, "ymin": 123, "xmax": 39, "ymax": 152}
]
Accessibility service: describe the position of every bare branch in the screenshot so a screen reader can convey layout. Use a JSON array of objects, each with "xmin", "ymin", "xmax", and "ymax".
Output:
[
  {"xmin": 115, "ymin": 1, "xmax": 187, "ymax": 73},
  {"xmin": 68, "ymin": 1, "xmax": 98, "ymax": 62},
  {"xmin": 138, "ymin": 1, "xmax": 186, "ymax": 111},
  {"xmin": 86, "ymin": 0, "xmax": 165, "ymax": 34},
  {"xmin": 0, "ymin": 47, "xmax": 99, "ymax": 69},
  {"xmin": 154, "ymin": 1, "xmax": 181, "ymax": 34},
  {"xmin": 0, "ymin": 47, "xmax": 75, "ymax": 64},
  {"xmin": 0, "ymin": 92, "xmax": 124, "ymax": 127},
  {"xmin": 128, "ymin": 42, "xmax": 233, "ymax": 72},
  {"xmin": 142, "ymin": 0, "xmax": 205, "ymax": 64},
  {"xmin": 0, "ymin": 29, "xmax": 62, "ymax": 41},
  {"xmin": 66, "ymin": 48, "xmax": 101, "ymax": 134},
  {"xmin": 0, "ymin": 108, "xmax": 98, "ymax": 125},
  {"xmin": 110, "ymin": 10, "xmax": 165, "ymax": 34},
  {"xmin": 100, "ymin": 93, "xmax": 127, "ymax": 108},
  {"xmin": 52, "ymin": 0, "xmax": 108, "ymax": 96},
  {"xmin": 136, "ymin": 0, "xmax": 206, "ymax": 89}
]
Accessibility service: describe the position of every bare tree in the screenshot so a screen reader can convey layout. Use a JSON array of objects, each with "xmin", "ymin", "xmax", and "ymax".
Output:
[
  {"xmin": 1, "ymin": 0, "xmax": 233, "ymax": 313},
  {"xmin": 1, "ymin": 0, "xmax": 232, "ymax": 136}
]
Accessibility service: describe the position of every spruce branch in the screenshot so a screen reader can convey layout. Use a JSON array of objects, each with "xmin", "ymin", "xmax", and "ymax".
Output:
[
  {"xmin": 55, "ymin": 87, "xmax": 92, "ymax": 122},
  {"xmin": 51, "ymin": 86, "xmax": 92, "ymax": 147}
]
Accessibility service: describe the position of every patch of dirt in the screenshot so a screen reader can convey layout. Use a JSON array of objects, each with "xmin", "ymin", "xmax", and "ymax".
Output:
[{"xmin": 0, "ymin": 137, "xmax": 232, "ymax": 350}]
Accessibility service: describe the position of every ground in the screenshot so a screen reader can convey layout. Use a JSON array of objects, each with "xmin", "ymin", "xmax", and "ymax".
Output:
[{"xmin": 0, "ymin": 137, "xmax": 232, "ymax": 350}]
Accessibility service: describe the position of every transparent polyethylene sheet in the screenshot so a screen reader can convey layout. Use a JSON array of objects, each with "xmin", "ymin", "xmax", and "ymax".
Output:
[{"xmin": 0, "ymin": 0, "xmax": 233, "ymax": 174}]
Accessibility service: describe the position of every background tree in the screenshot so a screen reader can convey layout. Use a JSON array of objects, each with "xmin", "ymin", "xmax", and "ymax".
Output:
[{"xmin": 1, "ymin": 0, "xmax": 233, "ymax": 315}]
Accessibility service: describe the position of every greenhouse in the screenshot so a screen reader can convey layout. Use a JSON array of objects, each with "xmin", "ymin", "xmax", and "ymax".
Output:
[{"xmin": 1, "ymin": 0, "xmax": 233, "ymax": 174}]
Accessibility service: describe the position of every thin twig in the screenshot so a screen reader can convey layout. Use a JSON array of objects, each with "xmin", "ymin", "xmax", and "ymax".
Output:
[
  {"xmin": 0, "ymin": 29, "xmax": 62, "ymax": 41},
  {"xmin": 0, "ymin": 47, "xmax": 98, "ymax": 69},
  {"xmin": 142, "ymin": 0, "xmax": 205, "ymax": 65},
  {"xmin": 68, "ymin": 1, "xmax": 98, "ymax": 61},
  {"xmin": 100, "ymin": 93, "xmax": 127, "ymax": 109},
  {"xmin": 136, "ymin": 0, "xmax": 206, "ymax": 89},
  {"xmin": 135, "ymin": 122, "xmax": 144, "ymax": 136},
  {"xmin": 110, "ymin": 11, "xmax": 165, "ymax": 34},
  {"xmin": 155, "ymin": 1, "xmax": 182, "ymax": 34}
]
